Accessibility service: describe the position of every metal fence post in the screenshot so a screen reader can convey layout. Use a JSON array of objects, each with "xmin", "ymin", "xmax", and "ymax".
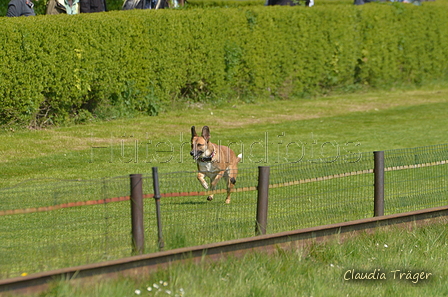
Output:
[
  {"xmin": 130, "ymin": 174, "xmax": 144, "ymax": 255},
  {"xmin": 152, "ymin": 167, "xmax": 165, "ymax": 251},
  {"xmin": 255, "ymin": 166, "xmax": 270, "ymax": 235},
  {"xmin": 374, "ymin": 151, "xmax": 385, "ymax": 217}
]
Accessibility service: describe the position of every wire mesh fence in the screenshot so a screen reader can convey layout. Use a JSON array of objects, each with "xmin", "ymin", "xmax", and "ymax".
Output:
[
  {"xmin": 142, "ymin": 167, "xmax": 259, "ymax": 251},
  {"xmin": 267, "ymin": 152, "xmax": 374, "ymax": 232},
  {"xmin": 384, "ymin": 144, "xmax": 448, "ymax": 214},
  {"xmin": 0, "ymin": 177, "xmax": 132, "ymax": 279},
  {"xmin": 0, "ymin": 144, "xmax": 447, "ymax": 279}
]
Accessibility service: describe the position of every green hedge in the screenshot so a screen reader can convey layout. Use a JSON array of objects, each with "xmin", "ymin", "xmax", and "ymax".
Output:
[{"xmin": 0, "ymin": 3, "xmax": 448, "ymax": 127}]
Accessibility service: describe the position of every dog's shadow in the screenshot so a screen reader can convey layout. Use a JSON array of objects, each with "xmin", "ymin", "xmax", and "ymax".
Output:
[{"xmin": 172, "ymin": 201, "xmax": 208, "ymax": 205}]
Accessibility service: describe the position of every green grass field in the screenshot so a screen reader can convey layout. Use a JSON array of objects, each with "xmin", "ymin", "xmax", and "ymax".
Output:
[
  {"xmin": 1, "ymin": 83, "xmax": 448, "ymax": 289},
  {"xmin": 26, "ymin": 219, "xmax": 448, "ymax": 297},
  {"xmin": 2, "ymin": 83, "xmax": 448, "ymax": 186}
]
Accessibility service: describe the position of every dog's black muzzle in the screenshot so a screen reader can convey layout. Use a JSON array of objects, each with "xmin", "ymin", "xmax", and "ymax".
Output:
[{"xmin": 190, "ymin": 150, "xmax": 203, "ymax": 160}]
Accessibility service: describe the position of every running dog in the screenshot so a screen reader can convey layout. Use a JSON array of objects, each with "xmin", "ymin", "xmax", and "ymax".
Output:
[{"xmin": 190, "ymin": 126, "xmax": 242, "ymax": 204}]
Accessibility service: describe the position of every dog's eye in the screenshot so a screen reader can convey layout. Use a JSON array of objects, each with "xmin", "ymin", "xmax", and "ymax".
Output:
[{"xmin": 197, "ymin": 144, "xmax": 203, "ymax": 147}]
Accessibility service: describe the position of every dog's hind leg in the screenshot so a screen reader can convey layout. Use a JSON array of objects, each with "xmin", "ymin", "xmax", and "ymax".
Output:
[{"xmin": 224, "ymin": 166, "xmax": 238, "ymax": 204}]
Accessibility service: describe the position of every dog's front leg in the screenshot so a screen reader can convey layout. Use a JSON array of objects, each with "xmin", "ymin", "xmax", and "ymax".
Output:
[
  {"xmin": 206, "ymin": 171, "xmax": 225, "ymax": 202},
  {"xmin": 197, "ymin": 172, "xmax": 209, "ymax": 190},
  {"xmin": 210, "ymin": 171, "xmax": 224, "ymax": 189}
]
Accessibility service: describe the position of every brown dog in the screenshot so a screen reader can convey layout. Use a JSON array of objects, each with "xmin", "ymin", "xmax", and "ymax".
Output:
[{"xmin": 190, "ymin": 126, "xmax": 242, "ymax": 204}]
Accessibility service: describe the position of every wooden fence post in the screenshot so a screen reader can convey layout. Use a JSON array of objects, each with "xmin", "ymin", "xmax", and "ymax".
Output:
[
  {"xmin": 130, "ymin": 174, "xmax": 144, "ymax": 255},
  {"xmin": 255, "ymin": 166, "xmax": 270, "ymax": 235}
]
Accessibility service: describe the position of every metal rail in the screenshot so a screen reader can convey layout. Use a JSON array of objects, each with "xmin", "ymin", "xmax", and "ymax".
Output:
[{"xmin": 1, "ymin": 205, "xmax": 447, "ymax": 296}]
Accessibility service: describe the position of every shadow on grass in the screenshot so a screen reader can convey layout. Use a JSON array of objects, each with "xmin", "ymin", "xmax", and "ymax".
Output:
[{"xmin": 172, "ymin": 201, "xmax": 209, "ymax": 205}]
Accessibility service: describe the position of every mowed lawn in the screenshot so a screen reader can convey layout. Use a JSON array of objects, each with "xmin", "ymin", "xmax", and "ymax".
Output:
[{"xmin": 1, "ymin": 84, "xmax": 448, "ymax": 187}]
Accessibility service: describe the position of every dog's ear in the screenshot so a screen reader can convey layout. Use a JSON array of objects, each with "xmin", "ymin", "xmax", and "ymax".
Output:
[
  {"xmin": 201, "ymin": 126, "xmax": 211, "ymax": 142},
  {"xmin": 191, "ymin": 126, "xmax": 197, "ymax": 140}
]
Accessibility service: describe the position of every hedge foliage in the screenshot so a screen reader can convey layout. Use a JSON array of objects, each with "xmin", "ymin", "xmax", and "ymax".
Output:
[{"xmin": 1, "ymin": 2, "xmax": 448, "ymax": 127}]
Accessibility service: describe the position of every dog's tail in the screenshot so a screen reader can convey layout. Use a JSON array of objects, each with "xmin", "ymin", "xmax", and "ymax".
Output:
[{"xmin": 237, "ymin": 153, "xmax": 242, "ymax": 163}]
